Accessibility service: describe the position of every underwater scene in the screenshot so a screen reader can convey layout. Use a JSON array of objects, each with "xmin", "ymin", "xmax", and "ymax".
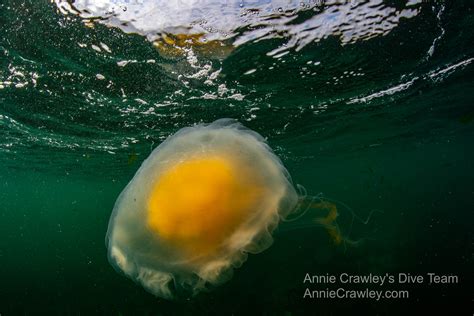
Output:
[{"xmin": 0, "ymin": 0, "xmax": 473, "ymax": 314}]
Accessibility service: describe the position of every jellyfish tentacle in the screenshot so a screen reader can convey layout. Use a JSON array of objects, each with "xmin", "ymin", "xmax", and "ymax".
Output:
[
  {"xmin": 281, "ymin": 189, "xmax": 324, "ymax": 223},
  {"xmin": 315, "ymin": 197, "xmax": 383, "ymax": 250},
  {"xmin": 310, "ymin": 196, "xmax": 383, "ymax": 249},
  {"xmin": 280, "ymin": 194, "xmax": 382, "ymax": 250},
  {"xmin": 310, "ymin": 200, "xmax": 343, "ymax": 245},
  {"xmin": 317, "ymin": 196, "xmax": 384, "ymax": 225},
  {"xmin": 281, "ymin": 196, "xmax": 313, "ymax": 223}
]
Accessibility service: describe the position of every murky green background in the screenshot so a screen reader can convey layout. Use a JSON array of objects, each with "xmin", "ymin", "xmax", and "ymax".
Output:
[{"xmin": 0, "ymin": 0, "xmax": 472, "ymax": 314}]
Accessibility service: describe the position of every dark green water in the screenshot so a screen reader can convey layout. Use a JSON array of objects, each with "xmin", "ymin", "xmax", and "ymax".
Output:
[{"xmin": 1, "ymin": 0, "xmax": 473, "ymax": 314}]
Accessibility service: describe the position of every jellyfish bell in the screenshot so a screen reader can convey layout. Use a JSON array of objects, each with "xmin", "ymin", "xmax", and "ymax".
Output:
[{"xmin": 106, "ymin": 119, "xmax": 300, "ymax": 299}]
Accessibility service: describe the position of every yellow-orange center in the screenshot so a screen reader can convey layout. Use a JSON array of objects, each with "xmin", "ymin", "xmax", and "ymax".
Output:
[{"xmin": 147, "ymin": 155, "xmax": 262, "ymax": 257}]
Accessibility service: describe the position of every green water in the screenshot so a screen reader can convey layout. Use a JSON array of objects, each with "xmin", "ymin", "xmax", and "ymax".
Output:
[{"xmin": 1, "ymin": 0, "xmax": 473, "ymax": 314}]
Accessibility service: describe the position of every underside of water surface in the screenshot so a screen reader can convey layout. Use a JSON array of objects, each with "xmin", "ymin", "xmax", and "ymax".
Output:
[{"xmin": 0, "ymin": 0, "xmax": 473, "ymax": 314}]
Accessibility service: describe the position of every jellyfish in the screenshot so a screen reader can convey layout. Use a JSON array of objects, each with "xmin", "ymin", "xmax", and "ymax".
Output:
[{"xmin": 106, "ymin": 118, "xmax": 347, "ymax": 299}]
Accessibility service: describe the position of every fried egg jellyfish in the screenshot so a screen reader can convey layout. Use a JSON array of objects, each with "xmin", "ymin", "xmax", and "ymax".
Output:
[{"xmin": 106, "ymin": 119, "xmax": 350, "ymax": 299}]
